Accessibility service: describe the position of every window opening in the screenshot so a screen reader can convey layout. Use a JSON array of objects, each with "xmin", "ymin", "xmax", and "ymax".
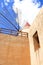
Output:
[{"xmin": 33, "ymin": 31, "xmax": 40, "ymax": 51}]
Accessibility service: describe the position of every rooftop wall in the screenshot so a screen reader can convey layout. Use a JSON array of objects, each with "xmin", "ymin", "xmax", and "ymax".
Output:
[{"xmin": 0, "ymin": 33, "xmax": 30, "ymax": 65}]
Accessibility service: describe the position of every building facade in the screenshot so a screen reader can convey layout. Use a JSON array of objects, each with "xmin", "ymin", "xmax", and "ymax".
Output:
[
  {"xmin": 29, "ymin": 7, "xmax": 43, "ymax": 65},
  {"xmin": 0, "ymin": 33, "xmax": 31, "ymax": 65}
]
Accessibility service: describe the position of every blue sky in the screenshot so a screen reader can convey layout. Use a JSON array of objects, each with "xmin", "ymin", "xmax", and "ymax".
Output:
[
  {"xmin": 13, "ymin": 0, "xmax": 43, "ymax": 28},
  {"xmin": 32, "ymin": 0, "xmax": 43, "ymax": 8},
  {"xmin": 0, "ymin": 0, "xmax": 43, "ymax": 32}
]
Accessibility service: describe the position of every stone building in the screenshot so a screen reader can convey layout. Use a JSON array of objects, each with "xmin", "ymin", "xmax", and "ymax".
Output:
[
  {"xmin": 28, "ymin": 7, "xmax": 43, "ymax": 65},
  {"xmin": 0, "ymin": 33, "xmax": 31, "ymax": 65}
]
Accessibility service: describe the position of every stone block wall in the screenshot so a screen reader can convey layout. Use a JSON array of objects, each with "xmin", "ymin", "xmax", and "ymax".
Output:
[{"xmin": 0, "ymin": 33, "xmax": 30, "ymax": 65}]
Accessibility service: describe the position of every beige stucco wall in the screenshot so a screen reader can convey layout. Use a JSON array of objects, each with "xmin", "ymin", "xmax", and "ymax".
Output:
[{"xmin": 28, "ymin": 7, "xmax": 43, "ymax": 65}]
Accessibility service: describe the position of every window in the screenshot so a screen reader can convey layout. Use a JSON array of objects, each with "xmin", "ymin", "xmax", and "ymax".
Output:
[{"xmin": 33, "ymin": 31, "xmax": 40, "ymax": 51}]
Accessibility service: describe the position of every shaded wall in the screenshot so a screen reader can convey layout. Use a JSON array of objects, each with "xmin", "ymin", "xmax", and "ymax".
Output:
[{"xmin": 0, "ymin": 33, "xmax": 30, "ymax": 65}]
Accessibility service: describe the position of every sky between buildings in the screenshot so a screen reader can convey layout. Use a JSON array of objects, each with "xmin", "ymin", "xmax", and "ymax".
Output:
[
  {"xmin": 0, "ymin": 0, "xmax": 43, "ymax": 30},
  {"xmin": 13, "ymin": 0, "xmax": 43, "ymax": 27}
]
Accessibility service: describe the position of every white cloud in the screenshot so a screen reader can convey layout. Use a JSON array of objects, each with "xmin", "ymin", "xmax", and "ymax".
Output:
[{"xmin": 13, "ymin": 0, "xmax": 40, "ymax": 27}]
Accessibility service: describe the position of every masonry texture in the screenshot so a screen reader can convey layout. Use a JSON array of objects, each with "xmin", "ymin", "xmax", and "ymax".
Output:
[
  {"xmin": 29, "ymin": 7, "xmax": 43, "ymax": 65},
  {"xmin": 0, "ymin": 33, "xmax": 30, "ymax": 65}
]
